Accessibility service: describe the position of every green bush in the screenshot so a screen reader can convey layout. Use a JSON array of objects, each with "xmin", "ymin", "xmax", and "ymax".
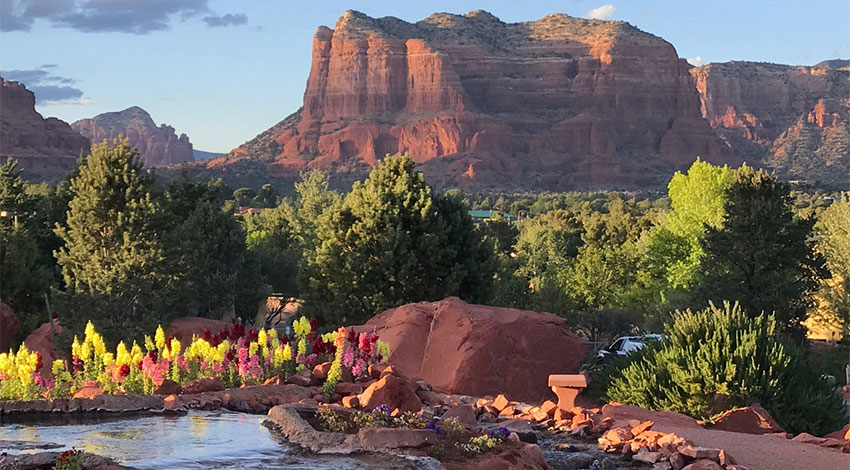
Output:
[{"xmin": 606, "ymin": 301, "xmax": 846, "ymax": 436}]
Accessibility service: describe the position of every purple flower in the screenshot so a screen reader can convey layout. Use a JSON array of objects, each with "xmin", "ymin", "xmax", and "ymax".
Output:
[
  {"xmin": 497, "ymin": 426, "xmax": 510, "ymax": 438},
  {"xmin": 376, "ymin": 404, "xmax": 391, "ymax": 414},
  {"xmin": 426, "ymin": 422, "xmax": 442, "ymax": 435}
]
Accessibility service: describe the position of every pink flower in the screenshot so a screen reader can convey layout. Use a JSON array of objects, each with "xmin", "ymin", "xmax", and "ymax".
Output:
[
  {"xmin": 341, "ymin": 348, "xmax": 355, "ymax": 368},
  {"xmin": 351, "ymin": 359, "xmax": 366, "ymax": 377}
]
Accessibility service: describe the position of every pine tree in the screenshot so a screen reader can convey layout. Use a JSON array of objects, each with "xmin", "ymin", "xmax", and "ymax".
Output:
[
  {"xmin": 301, "ymin": 155, "xmax": 493, "ymax": 325},
  {"xmin": 54, "ymin": 138, "xmax": 167, "ymax": 337},
  {"xmin": 696, "ymin": 165, "xmax": 827, "ymax": 340}
]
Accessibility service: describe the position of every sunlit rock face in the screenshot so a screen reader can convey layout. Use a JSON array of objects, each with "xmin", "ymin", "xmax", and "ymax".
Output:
[{"xmin": 218, "ymin": 10, "xmax": 738, "ymax": 190}]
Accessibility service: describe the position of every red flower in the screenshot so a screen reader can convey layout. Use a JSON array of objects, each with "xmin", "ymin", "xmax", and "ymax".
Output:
[
  {"xmin": 119, "ymin": 364, "xmax": 131, "ymax": 377},
  {"xmin": 137, "ymin": 360, "xmax": 144, "ymax": 370},
  {"xmin": 309, "ymin": 318, "xmax": 318, "ymax": 332},
  {"xmin": 148, "ymin": 350, "xmax": 158, "ymax": 363},
  {"xmin": 35, "ymin": 352, "xmax": 42, "ymax": 371},
  {"xmin": 225, "ymin": 349, "xmax": 235, "ymax": 362}
]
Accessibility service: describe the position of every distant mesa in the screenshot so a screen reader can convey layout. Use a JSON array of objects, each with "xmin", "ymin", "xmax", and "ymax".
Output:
[
  {"xmin": 212, "ymin": 9, "xmax": 740, "ymax": 190},
  {"xmin": 691, "ymin": 60, "xmax": 850, "ymax": 185},
  {"xmin": 0, "ymin": 76, "xmax": 90, "ymax": 180},
  {"xmin": 72, "ymin": 106, "xmax": 194, "ymax": 167}
]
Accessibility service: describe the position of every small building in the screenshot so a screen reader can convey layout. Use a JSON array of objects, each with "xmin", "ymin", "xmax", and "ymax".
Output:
[{"xmin": 467, "ymin": 209, "xmax": 517, "ymax": 224}]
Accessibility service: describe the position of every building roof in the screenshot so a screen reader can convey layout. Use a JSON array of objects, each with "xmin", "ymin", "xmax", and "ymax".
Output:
[{"xmin": 468, "ymin": 209, "xmax": 516, "ymax": 219}]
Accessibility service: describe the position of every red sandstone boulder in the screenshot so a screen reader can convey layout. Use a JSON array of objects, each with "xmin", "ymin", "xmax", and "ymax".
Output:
[
  {"xmin": 0, "ymin": 302, "xmax": 21, "ymax": 351},
  {"xmin": 825, "ymin": 423, "xmax": 850, "ymax": 442},
  {"xmin": 443, "ymin": 442, "xmax": 548, "ymax": 470},
  {"xmin": 73, "ymin": 385, "xmax": 106, "ymax": 399},
  {"xmin": 352, "ymin": 297, "xmax": 587, "ymax": 402},
  {"xmin": 442, "ymin": 404, "xmax": 477, "ymax": 429},
  {"xmin": 165, "ymin": 317, "xmax": 232, "ymax": 349},
  {"xmin": 601, "ymin": 403, "xmax": 701, "ymax": 429},
  {"xmin": 182, "ymin": 377, "xmax": 225, "ymax": 394},
  {"xmin": 23, "ymin": 320, "xmax": 65, "ymax": 377},
  {"xmin": 709, "ymin": 405, "xmax": 785, "ymax": 435},
  {"xmin": 357, "ymin": 374, "xmax": 422, "ymax": 413},
  {"xmin": 154, "ymin": 379, "xmax": 183, "ymax": 396}
]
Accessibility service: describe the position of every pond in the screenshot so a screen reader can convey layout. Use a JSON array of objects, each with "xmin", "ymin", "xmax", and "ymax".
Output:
[{"xmin": 0, "ymin": 411, "xmax": 431, "ymax": 469}]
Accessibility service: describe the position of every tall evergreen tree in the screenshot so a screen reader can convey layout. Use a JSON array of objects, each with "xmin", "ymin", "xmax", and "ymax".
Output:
[
  {"xmin": 301, "ymin": 155, "xmax": 493, "ymax": 325},
  {"xmin": 696, "ymin": 166, "xmax": 827, "ymax": 340},
  {"xmin": 814, "ymin": 195, "xmax": 850, "ymax": 340},
  {"xmin": 54, "ymin": 138, "xmax": 167, "ymax": 338}
]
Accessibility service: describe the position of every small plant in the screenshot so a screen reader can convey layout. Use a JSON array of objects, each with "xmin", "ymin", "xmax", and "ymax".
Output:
[
  {"xmin": 439, "ymin": 417, "xmax": 465, "ymax": 439},
  {"xmin": 315, "ymin": 406, "xmax": 352, "ymax": 433},
  {"xmin": 53, "ymin": 449, "xmax": 83, "ymax": 470}
]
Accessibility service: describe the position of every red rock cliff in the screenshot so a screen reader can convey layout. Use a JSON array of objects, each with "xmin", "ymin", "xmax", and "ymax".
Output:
[
  {"xmin": 218, "ymin": 10, "xmax": 737, "ymax": 190},
  {"xmin": 72, "ymin": 106, "xmax": 194, "ymax": 167},
  {"xmin": 0, "ymin": 77, "xmax": 90, "ymax": 180},
  {"xmin": 691, "ymin": 61, "xmax": 849, "ymax": 185}
]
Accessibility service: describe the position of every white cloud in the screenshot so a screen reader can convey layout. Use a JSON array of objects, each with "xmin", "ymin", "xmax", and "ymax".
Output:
[
  {"xmin": 40, "ymin": 98, "xmax": 94, "ymax": 106},
  {"xmin": 586, "ymin": 5, "xmax": 616, "ymax": 20},
  {"xmin": 687, "ymin": 56, "xmax": 704, "ymax": 66}
]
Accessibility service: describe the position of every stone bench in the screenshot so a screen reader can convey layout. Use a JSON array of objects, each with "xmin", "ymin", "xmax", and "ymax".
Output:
[{"xmin": 548, "ymin": 373, "xmax": 590, "ymax": 410}]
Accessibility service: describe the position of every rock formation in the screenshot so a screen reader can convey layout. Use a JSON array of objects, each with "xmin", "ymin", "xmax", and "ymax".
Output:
[
  {"xmin": 691, "ymin": 61, "xmax": 849, "ymax": 185},
  {"xmin": 72, "ymin": 106, "xmax": 194, "ymax": 167},
  {"xmin": 0, "ymin": 77, "xmax": 90, "ymax": 180},
  {"xmin": 352, "ymin": 297, "xmax": 588, "ymax": 402},
  {"xmin": 215, "ymin": 10, "xmax": 738, "ymax": 190}
]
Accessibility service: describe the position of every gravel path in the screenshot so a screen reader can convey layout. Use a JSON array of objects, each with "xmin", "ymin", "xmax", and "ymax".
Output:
[{"xmin": 657, "ymin": 424, "xmax": 850, "ymax": 470}]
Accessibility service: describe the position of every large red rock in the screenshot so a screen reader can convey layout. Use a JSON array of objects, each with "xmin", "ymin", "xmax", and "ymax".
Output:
[
  {"xmin": 709, "ymin": 405, "xmax": 785, "ymax": 435},
  {"xmin": 210, "ymin": 10, "xmax": 738, "ymax": 191},
  {"xmin": 443, "ymin": 443, "xmax": 548, "ymax": 470},
  {"xmin": 352, "ymin": 297, "xmax": 588, "ymax": 402},
  {"xmin": 23, "ymin": 320, "xmax": 65, "ymax": 377},
  {"xmin": 72, "ymin": 106, "xmax": 194, "ymax": 167},
  {"xmin": 0, "ymin": 302, "xmax": 21, "ymax": 351},
  {"xmin": 182, "ymin": 377, "xmax": 226, "ymax": 394},
  {"xmin": 0, "ymin": 77, "xmax": 89, "ymax": 180},
  {"xmin": 164, "ymin": 317, "xmax": 233, "ymax": 349},
  {"xmin": 357, "ymin": 373, "xmax": 422, "ymax": 413}
]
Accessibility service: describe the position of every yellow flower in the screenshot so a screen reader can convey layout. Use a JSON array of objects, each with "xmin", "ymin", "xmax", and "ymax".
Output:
[
  {"xmin": 144, "ymin": 335, "xmax": 155, "ymax": 352},
  {"xmin": 130, "ymin": 342, "xmax": 143, "ymax": 363},
  {"xmin": 155, "ymin": 325, "xmax": 166, "ymax": 350},
  {"xmin": 52, "ymin": 359, "xmax": 66, "ymax": 376},
  {"xmin": 71, "ymin": 336, "xmax": 81, "ymax": 358},
  {"xmin": 84, "ymin": 321, "xmax": 96, "ymax": 340},
  {"xmin": 116, "ymin": 342, "xmax": 130, "ymax": 365},
  {"xmin": 92, "ymin": 334, "xmax": 106, "ymax": 357},
  {"xmin": 80, "ymin": 343, "xmax": 92, "ymax": 362},
  {"xmin": 249, "ymin": 341, "xmax": 259, "ymax": 357},
  {"xmin": 170, "ymin": 338, "xmax": 181, "ymax": 358},
  {"xmin": 102, "ymin": 352, "xmax": 114, "ymax": 366},
  {"xmin": 257, "ymin": 329, "xmax": 267, "ymax": 346},
  {"xmin": 297, "ymin": 338, "xmax": 307, "ymax": 356}
]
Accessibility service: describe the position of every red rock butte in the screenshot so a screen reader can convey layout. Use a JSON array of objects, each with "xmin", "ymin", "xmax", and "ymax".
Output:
[{"xmin": 214, "ymin": 10, "xmax": 741, "ymax": 190}]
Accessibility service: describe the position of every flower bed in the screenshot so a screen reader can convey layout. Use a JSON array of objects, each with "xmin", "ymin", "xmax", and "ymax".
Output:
[{"xmin": 0, "ymin": 317, "xmax": 390, "ymax": 401}]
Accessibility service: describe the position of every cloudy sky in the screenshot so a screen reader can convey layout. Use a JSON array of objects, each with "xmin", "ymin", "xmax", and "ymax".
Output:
[{"xmin": 2, "ymin": 0, "xmax": 848, "ymax": 152}]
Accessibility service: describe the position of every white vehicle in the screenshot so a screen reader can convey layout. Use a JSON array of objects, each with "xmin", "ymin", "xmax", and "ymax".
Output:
[{"xmin": 596, "ymin": 334, "xmax": 663, "ymax": 365}]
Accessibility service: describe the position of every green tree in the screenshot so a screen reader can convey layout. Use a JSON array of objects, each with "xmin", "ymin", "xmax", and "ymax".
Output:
[
  {"xmin": 54, "ymin": 139, "xmax": 168, "ymax": 339},
  {"xmin": 290, "ymin": 170, "xmax": 340, "ymax": 254},
  {"xmin": 813, "ymin": 195, "xmax": 850, "ymax": 340},
  {"xmin": 0, "ymin": 159, "xmax": 56, "ymax": 333},
  {"xmin": 243, "ymin": 202, "xmax": 300, "ymax": 296},
  {"xmin": 232, "ymin": 187, "xmax": 255, "ymax": 207},
  {"xmin": 645, "ymin": 158, "xmax": 733, "ymax": 293},
  {"xmin": 301, "ymin": 155, "xmax": 494, "ymax": 325},
  {"xmin": 606, "ymin": 301, "xmax": 846, "ymax": 435},
  {"xmin": 253, "ymin": 183, "xmax": 279, "ymax": 208},
  {"xmin": 696, "ymin": 166, "xmax": 827, "ymax": 340}
]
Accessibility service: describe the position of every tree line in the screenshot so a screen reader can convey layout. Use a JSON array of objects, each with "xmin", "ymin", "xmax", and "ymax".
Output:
[{"xmin": 1, "ymin": 140, "xmax": 848, "ymax": 350}]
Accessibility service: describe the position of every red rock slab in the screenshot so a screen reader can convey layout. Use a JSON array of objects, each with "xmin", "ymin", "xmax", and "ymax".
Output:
[
  {"xmin": 708, "ymin": 405, "xmax": 785, "ymax": 435},
  {"xmin": 442, "ymin": 442, "xmax": 548, "ymax": 470}
]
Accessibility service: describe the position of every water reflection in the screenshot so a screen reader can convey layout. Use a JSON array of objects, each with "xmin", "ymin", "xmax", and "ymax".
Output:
[{"xmin": 0, "ymin": 411, "xmax": 413, "ymax": 469}]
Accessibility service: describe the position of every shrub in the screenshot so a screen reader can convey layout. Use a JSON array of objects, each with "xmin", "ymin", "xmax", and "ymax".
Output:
[{"xmin": 606, "ymin": 301, "xmax": 847, "ymax": 435}]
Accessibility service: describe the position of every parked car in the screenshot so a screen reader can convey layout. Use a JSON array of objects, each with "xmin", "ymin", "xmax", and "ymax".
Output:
[{"xmin": 594, "ymin": 334, "xmax": 663, "ymax": 366}]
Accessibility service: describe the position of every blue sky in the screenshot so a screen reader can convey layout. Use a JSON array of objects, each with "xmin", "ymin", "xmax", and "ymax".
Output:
[{"xmin": 2, "ymin": 1, "xmax": 848, "ymax": 152}]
